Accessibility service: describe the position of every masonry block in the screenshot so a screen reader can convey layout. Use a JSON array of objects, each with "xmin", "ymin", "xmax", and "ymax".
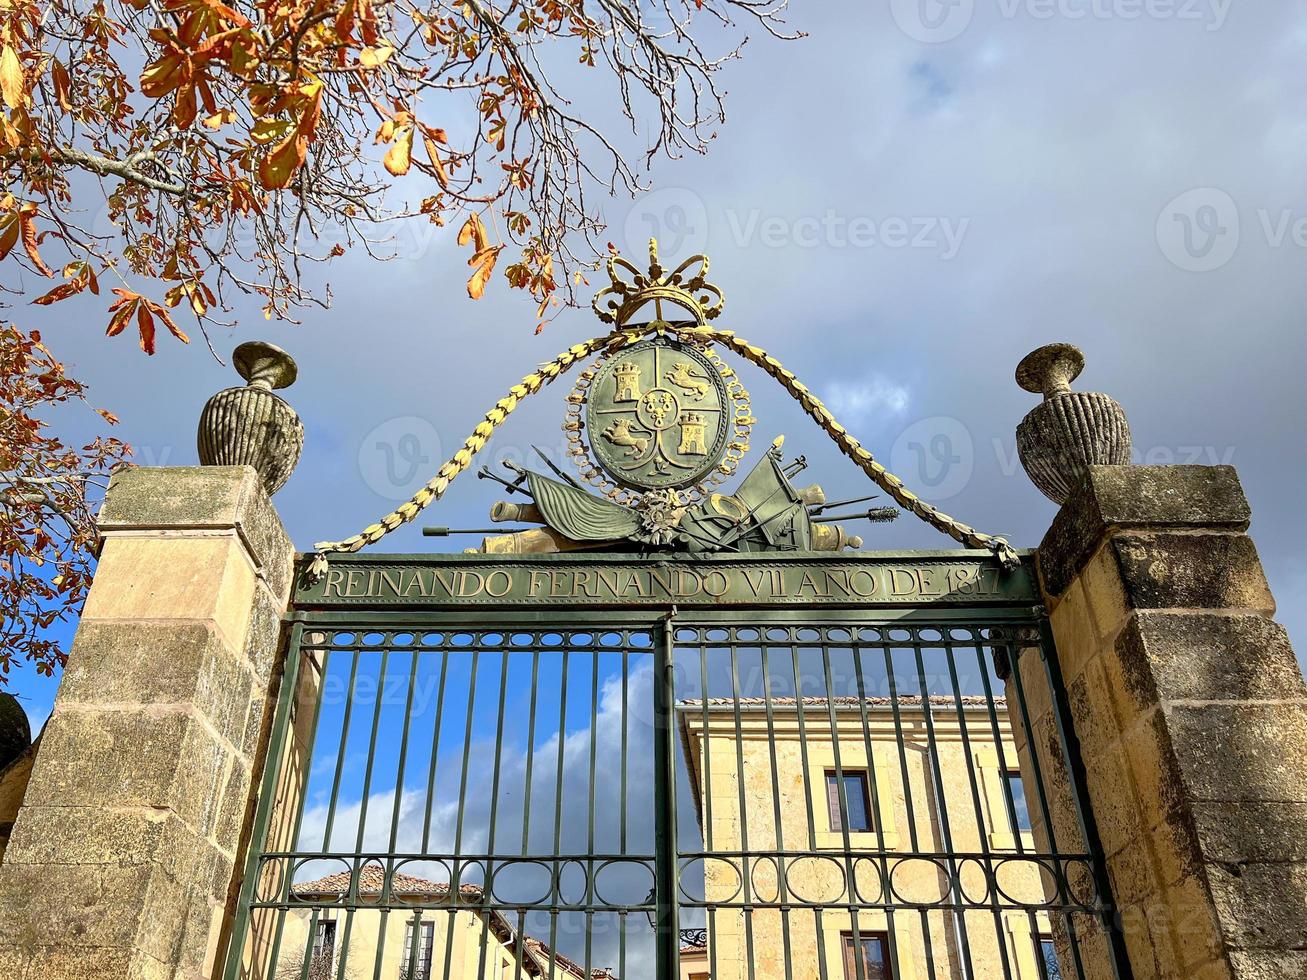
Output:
[
  {"xmin": 0, "ymin": 466, "xmax": 295, "ymax": 978},
  {"xmin": 1039, "ymin": 464, "xmax": 1307, "ymax": 980}
]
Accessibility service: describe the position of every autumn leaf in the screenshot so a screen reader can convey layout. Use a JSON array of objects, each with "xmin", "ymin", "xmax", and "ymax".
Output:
[
  {"xmin": 136, "ymin": 303, "xmax": 156, "ymax": 355},
  {"xmin": 0, "ymin": 46, "xmax": 23, "ymax": 109},
  {"xmin": 259, "ymin": 131, "xmax": 305, "ymax": 188},
  {"xmin": 50, "ymin": 60, "xmax": 72, "ymax": 111},
  {"xmin": 457, "ymin": 212, "xmax": 488, "ymax": 251},
  {"xmin": 423, "ymin": 135, "xmax": 449, "ymax": 187},
  {"xmin": 360, "ymin": 44, "xmax": 395, "ymax": 68},
  {"xmin": 383, "ymin": 126, "xmax": 413, "ymax": 176},
  {"xmin": 466, "ymin": 245, "xmax": 502, "ymax": 300}
]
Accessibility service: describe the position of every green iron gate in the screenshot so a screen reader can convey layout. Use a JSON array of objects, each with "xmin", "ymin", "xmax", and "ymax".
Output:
[{"xmin": 221, "ymin": 553, "xmax": 1131, "ymax": 980}]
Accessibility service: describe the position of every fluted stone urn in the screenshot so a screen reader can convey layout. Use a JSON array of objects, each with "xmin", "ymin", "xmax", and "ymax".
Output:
[
  {"xmin": 1015, "ymin": 343, "xmax": 1131, "ymax": 505},
  {"xmin": 198, "ymin": 341, "xmax": 304, "ymax": 495}
]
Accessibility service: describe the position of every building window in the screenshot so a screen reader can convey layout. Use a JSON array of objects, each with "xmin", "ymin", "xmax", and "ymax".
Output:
[
  {"xmin": 841, "ymin": 932, "xmax": 894, "ymax": 980},
  {"xmin": 1005, "ymin": 770, "xmax": 1032, "ymax": 832},
  {"xmin": 826, "ymin": 770, "xmax": 874, "ymax": 834},
  {"xmin": 1037, "ymin": 938, "xmax": 1063, "ymax": 980},
  {"xmin": 309, "ymin": 919, "xmax": 335, "ymax": 978},
  {"xmin": 400, "ymin": 920, "xmax": 435, "ymax": 980}
]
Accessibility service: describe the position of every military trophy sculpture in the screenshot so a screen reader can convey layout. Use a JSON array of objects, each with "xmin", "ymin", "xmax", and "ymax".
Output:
[{"xmin": 464, "ymin": 243, "xmax": 897, "ymax": 556}]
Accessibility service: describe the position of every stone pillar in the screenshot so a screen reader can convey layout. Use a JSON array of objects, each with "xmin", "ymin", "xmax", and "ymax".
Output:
[
  {"xmin": 1038, "ymin": 464, "xmax": 1307, "ymax": 980},
  {"xmin": 0, "ymin": 467, "xmax": 295, "ymax": 979}
]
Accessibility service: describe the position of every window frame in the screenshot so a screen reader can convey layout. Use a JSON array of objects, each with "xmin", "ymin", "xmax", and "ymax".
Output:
[
  {"xmin": 825, "ymin": 768, "xmax": 876, "ymax": 835},
  {"xmin": 805, "ymin": 742, "xmax": 898, "ymax": 851},
  {"xmin": 840, "ymin": 930, "xmax": 895, "ymax": 980}
]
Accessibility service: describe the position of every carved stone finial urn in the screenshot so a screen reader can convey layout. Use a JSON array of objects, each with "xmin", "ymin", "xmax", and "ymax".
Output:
[
  {"xmin": 1015, "ymin": 343, "xmax": 1131, "ymax": 505},
  {"xmin": 198, "ymin": 341, "xmax": 304, "ymax": 495}
]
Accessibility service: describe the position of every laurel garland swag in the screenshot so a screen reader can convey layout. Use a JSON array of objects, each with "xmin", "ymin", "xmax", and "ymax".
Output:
[{"xmin": 309, "ymin": 322, "xmax": 1020, "ymax": 578}]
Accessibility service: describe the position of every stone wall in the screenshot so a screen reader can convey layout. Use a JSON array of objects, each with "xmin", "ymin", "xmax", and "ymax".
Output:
[
  {"xmin": 0, "ymin": 467, "xmax": 295, "ymax": 979},
  {"xmin": 1038, "ymin": 465, "xmax": 1307, "ymax": 980}
]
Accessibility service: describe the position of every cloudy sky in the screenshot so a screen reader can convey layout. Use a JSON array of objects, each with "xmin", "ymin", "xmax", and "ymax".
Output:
[{"xmin": 12, "ymin": 0, "xmax": 1306, "ymax": 784}]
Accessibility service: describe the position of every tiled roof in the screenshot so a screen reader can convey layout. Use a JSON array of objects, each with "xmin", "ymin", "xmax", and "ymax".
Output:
[
  {"xmin": 523, "ymin": 937, "xmax": 617, "ymax": 979},
  {"xmin": 292, "ymin": 861, "xmax": 482, "ymax": 898}
]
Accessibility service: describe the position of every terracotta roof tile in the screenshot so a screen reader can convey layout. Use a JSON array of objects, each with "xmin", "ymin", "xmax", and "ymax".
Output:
[
  {"xmin": 679, "ymin": 694, "xmax": 1003, "ymax": 708},
  {"xmin": 292, "ymin": 861, "xmax": 481, "ymax": 898},
  {"xmin": 523, "ymin": 937, "xmax": 616, "ymax": 979}
]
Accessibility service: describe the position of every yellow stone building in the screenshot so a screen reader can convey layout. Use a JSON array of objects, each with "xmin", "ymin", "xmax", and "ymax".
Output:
[
  {"xmin": 275, "ymin": 864, "xmax": 615, "ymax": 980},
  {"xmin": 677, "ymin": 696, "xmax": 1063, "ymax": 980}
]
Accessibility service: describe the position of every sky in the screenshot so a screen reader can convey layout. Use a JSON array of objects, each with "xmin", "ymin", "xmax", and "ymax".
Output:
[{"xmin": 7, "ymin": 1, "xmax": 1307, "ymax": 964}]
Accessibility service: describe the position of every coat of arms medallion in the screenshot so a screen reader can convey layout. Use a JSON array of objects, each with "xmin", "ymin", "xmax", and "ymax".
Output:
[{"xmin": 566, "ymin": 334, "xmax": 754, "ymax": 505}]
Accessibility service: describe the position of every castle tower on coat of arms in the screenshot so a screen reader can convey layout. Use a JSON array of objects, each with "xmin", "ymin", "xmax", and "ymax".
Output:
[
  {"xmin": 613, "ymin": 361, "xmax": 642, "ymax": 402},
  {"xmin": 678, "ymin": 411, "xmax": 709, "ymax": 456}
]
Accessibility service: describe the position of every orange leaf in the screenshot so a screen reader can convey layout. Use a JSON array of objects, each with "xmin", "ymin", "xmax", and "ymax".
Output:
[
  {"xmin": 258, "ymin": 131, "xmax": 306, "ymax": 188},
  {"xmin": 105, "ymin": 299, "xmax": 135, "ymax": 338},
  {"xmin": 19, "ymin": 209, "xmax": 53, "ymax": 277},
  {"xmin": 32, "ymin": 281, "xmax": 83, "ymax": 305},
  {"xmin": 335, "ymin": 0, "xmax": 357, "ymax": 39},
  {"xmin": 151, "ymin": 302, "xmax": 191, "ymax": 344},
  {"xmin": 457, "ymin": 212, "xmax": 487, "ymax": 251},
  {"xmin": 383, "ymin": 127, "xmax": 413, "ymax": 176},
  {"xmin": 0, "ymin": 219, "xmax": 19, "ymax": 262},
  {"xmin": 424, "ymin": 135, "xmax": 449, "ymax": 188},
  {"xmin": 137, "ymin": 304, "xmax": 156, "ymax": 355},
  {"xmin": 466, "ymin": 245, "xmax": 503, "ymax": 300},
  {"xmin": 51, "ymin": 60, "xmax": 72, "ymax": 111},
  {"xmin": 0, "ymin": 46, "xmax": 22, "ymax": 109}
]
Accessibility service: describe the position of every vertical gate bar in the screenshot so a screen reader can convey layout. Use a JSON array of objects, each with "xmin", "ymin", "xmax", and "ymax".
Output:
[
  {"xmin": 476, "ymin": 646, "xmax": 513, "ymax": 980},
  {"xmin": 788, "ymin": 640, "xmax": 821, "ymax": 853},
  {"xmin": 942, "ymin": 640, "xmax": 1017, "ymax": 980},
  {"xmin": 849, "ymin": 642, "xmax": 901, "ymax": 975},
  {"xmin": 654, "ymin": 612, "xmax": 681, "ymax": 979},
  {"xmin": 444, "ymin": 644, "xmax": 482, "ymax": 980},
  {"xmin": 620, "ymin": 647, "xmax": 630, "ymax": 855},
  {"xmin": 321, "ymin": 649, "xmax": 362, "ymax": 852},
  {"xmin": 221, "ymin": 620, "xmax": 305, "ymax": 980},
  {"xmin": 881, "ymin": 645, "xmax": 921, "ymax": 852},
  {"xmin": 351, "ymin": 647, "xmax": 391, "ymax": 854},
  {"xmin": 1036, "ymin": 618, "xmax": 1134, "ymax": 980},
  {"xmin": 368, "ymin": 907, "xmax": 389, "ymax": 980},
  {"xmin": 419, "ymin": 648, "xmax": 449, "ymax": 852},
  {"xmin": 584, "ymin": 646, "xmax": 600, "ymax": 978},
  {"xmin": 819, "ymin": 645, "xmax": 866, "ymax": 980},
  {"xmin": 696, "ymin": 637, "xmax": 719, "ymax": 980},
  {"xmin": 787, "ymin": 641, "xmax": 830, "ymax": 980},
  {"xmin": 386, "ymin": 648, "xmax": 421, "ymax": 854},
  {"xmin": 758, "ymin": 644, "xmax": 796, "ymax": 980},
  {"xmin": 973, "ymin": 641, "xmax": 1026, "ymax": 854},
  {"xmin": 727, "ymin": 645, "xmax": 758, "ymax": 980},
  {"xmin": 521, "ymin": 648, "xmax": 540, "ymax": 855},
  {"xmin": 295, "ymin": 908, "xmax": 320, "ymax": 978},
  {"xmin": 910, "ymin": 637, "xmax": 976, "ymax": 979},
  {"xmin": 333, "ymin": 907, "xmax": 356, "ymax": 980},
  {"xmin": 404, "ymin": 908, "xmax": 423, "ymax": 980}
]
